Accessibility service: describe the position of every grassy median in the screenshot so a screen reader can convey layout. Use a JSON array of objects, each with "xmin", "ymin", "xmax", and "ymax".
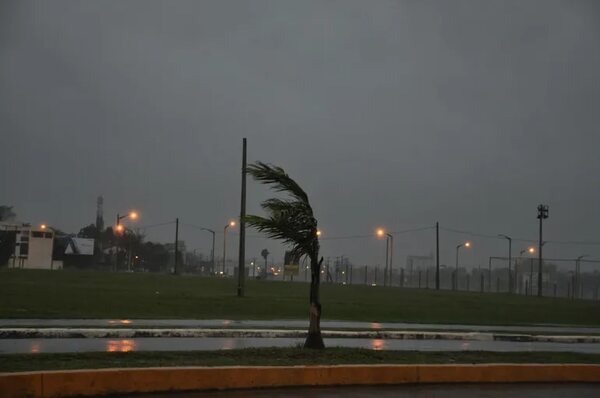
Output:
[
  {"xmin": 3, "ymin": 348, "xmax": 600, "ymax": 373},
  {"xmin": 2, "ymin": 269, "xmax": 600, "ymax": 326}
]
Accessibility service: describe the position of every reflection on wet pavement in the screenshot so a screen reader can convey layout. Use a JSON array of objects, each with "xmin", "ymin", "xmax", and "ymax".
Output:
[
  {"xmin": 2, "ymin": 337, "xmax": 600, "ymax": 354},
  {"xmin": 2, "ymin": 319, "xmax": 600, "ymax": 335},
  {"xmin": 370, "ymin": 339, "xmax": 385, "ymax": 350},
  {"xmin": 107, "ymin": 339, "xmax": 136, "ymax": 352}
]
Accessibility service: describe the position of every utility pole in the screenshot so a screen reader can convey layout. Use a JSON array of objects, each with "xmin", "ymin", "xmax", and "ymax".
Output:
[
  {"xmin": 499, "ymin": 234, "xmax": 512, "ymax": 293},
  {"xmin": 174, "ymin": 217, "xmax": 179, "ymax": 275},
  {"xmin": 388, "ymin": 234, "xmax": 393, "ymax": 286},
  {"xmin": 488, "ymin": 257, "xmax": 492, "ymax": 292},
  {"xmin": 575, "ymin": 255, "xmax": 588, "ymax": 299},
  {"xmin": 537, "ymin": 204, "xmax": 549, "ymax": 297},
  {"xmin": 384, "ymin": 238, "xmax": 389, "ymax": 287},
  {"xmin": 237, "ymin": 138, "xmax": 247, "ymax": 297},
  {"xmin": 435, "ymin": 222, "xmax": 440, "ymax": 290}
]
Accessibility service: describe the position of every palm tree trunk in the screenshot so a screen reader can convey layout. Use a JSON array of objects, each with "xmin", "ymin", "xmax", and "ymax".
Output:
[{"xmin": 304, "ymin": 256, "xmax": 325, "ymax": 349}]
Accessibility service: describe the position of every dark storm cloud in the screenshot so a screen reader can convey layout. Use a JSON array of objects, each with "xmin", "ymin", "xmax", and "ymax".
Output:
[{"xmin": 1, "ymin": 0, "xmax": 599, "ymax": 267}]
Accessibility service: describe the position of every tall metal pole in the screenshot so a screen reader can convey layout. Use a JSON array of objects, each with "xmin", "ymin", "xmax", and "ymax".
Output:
[
  {"xmin": 174, "ymin": 217, "xmax": 179, "ymax": 275},
  {"xmin": 576, "ymin": 258, "xmax": 580, "ymax": 298},
  {"xmin": 529, "ymin": 258, "xmax": 533, "ymax": 296},
  {"xmin": 575, "ymin": 255, "xmax": 588, "ymax": 299},
  {"xmin": 488, "ymin": 256, "xmax": 492, "ymax": 292},
  {"xmin": 455, "ymin": 244, "xmax": 462, "ymax": 291},
  {"xmin": 237, "ymin": 138, "xmax": 247, "ymax": 297},
  {"xmin": 200, "ymin": 228, "xmax": 216, "ymax": 274},
  {"xmin": 508, "ymin": 239, "xmax": 512, "ymax": 293},
  {"xmin": 115, "ymin": 213, "xmax": 120, "ymax": 271},
  {"xmin": 435, "ymin": 222, "xmax": 440, "ymax": 290},
  {"xmin": 537, "ymin": 204, "xmax": 548, "ymax": 297},
  {"xmin": 210, "ymin": 231, "xmax": 215, "ymax": 273},
  {"xmin": 499, "ymin": 235, "xmax": 512, "ymax": 293},
  {"xmin": 384, "ymin": 237, "xmax": 389, "ymax": 287},
  {"xmin": 386, "ymin": 233, "xmax": 393, "ymax": 287},
  {"xmin": 538, "ymin": 215, "xmax": 542, "ymax": 296},
  {"xmin": 222, "ymin": 225, "xmax": 228, "ymax": 275}
]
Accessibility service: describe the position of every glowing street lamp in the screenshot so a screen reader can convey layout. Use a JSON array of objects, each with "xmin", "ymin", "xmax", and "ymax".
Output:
[
  {"xmin": 376, "ymin": 228, "xmax": 393, "ymax": 287},
  {"xmin": 116, "ymin": 211, "xmax": 139, "ymax": 231},
  {"xmin": 316, "ymin": 230, "xmax": 322, "ymax": 237},
  {"xmin": 455, "ymin": 242, "xmax": 471, "ymax": 291},
  {"xmin": 114, "ymin": 210, "xmax": 139, "ymax": 271},
  {"xmin": 517, "ymin": 247, "xmax": 536, "ymax": 295},
  {"xmin": 520, "ymin": 247, "xmax": 535, "ymax": 256},
  {"xmin": 222, "ymin": 220, "xmax": 236, "ymax": 275}
]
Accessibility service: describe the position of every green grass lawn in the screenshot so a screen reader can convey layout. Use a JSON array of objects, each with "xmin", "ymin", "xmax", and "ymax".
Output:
[
  {"xmin": 4, "ymin": 349, "xmax": 600, "ymax": 373},
  {"xmin": 1, "ymin": 269, "xmax": 600, "ymax": 326}
]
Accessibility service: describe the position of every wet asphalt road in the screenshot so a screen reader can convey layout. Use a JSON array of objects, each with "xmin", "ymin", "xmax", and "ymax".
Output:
[
  {"xmin": 2, "ymin": 319, "xmax": 600, "ymax": 334},
  {"xmin": 115, "ymin": 383, "xmax": 600, "ymax": 398},
  {"xmin": 3, "ymin": 336, "xmax": 600, "ymax": 354}
]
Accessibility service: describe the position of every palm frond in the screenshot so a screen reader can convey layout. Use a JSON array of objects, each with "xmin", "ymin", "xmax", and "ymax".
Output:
[
  {"xmin": 246, "ymin": 162, "xmax": 319, "ymax": 260},
  {"xmin": 247, "ymin": 162, "xmax": 309, "ymax": 204}
]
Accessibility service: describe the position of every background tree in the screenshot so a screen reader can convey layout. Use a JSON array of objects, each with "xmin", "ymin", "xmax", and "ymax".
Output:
[
  {"xmin": 78, "ymin": 224, "xmax": 98, "ymax": 239},
  {"xmin": 260, "ymin": 248, "xmax": 269, "ymax": 278},
  {"xmin": 0, "ymin": 206, "xmax": 16, "ymax": 222},
  {"xmin": 246, "ymin": 162, "xmax": 324, "ymax": 349}
]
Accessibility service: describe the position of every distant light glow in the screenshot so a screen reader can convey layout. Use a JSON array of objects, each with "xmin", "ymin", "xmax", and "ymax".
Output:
[
  {"xmin": 106, "ymin": 339, "xmax": 136, "ymax": 353},
  {"xmin": 40, "ymin": 224, "xmax": 47, "ymax": 230},
  {"xmin": 229, "ymin": 220, "xmax": 236, "ymax": 227},
  {"xmin": 465, "ymin": 242, "xmax": 471, "ymax": 248},
  {"xmin": 129, "ymin": 211, "xmax": 138, "ymax": 220},
  {"xmin": 371, "ymin": 339, "xmax": 385, "ymax": 350},
  {"xmin": 370, "ymin": 322, "xmax": 382, "ymax": 330},
  {"xmin": 376, "ymin": 228, "xmax": 385, "ymax": 237}
]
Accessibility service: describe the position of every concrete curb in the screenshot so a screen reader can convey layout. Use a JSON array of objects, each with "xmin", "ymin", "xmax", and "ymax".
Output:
[
  {"xmin": 2, "ymin": 328, "xmax": 600, "ymax": 343},
  {"xmin": 2, "ymin": 364, "xmax": 600, "ymax": 398}
]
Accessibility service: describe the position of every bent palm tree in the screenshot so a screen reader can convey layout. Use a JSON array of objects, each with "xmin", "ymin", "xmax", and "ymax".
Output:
[{"xmin": 245, "ymin": 162, "xmax": 325, "ymax": 349}]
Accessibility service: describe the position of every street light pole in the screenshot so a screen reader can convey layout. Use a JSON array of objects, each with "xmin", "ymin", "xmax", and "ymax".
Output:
[
  {"xmin": 499, "ymin": 234, "xmax": 512, "ymax": 293},
  {"xmin": 576, "ymin": 255, "xmax": 588, "ymax": 299},
  {"xmin": 455, "ymin": 244, "xmax": 462, "ymax": 291},
  {"xmin": 518, "ymin": 247, "xmax": 535, "ymax": 294},
  {"xmin": 174, "ymin": 217, "xmax": 179, "ymax": 275},
  {"xmin": 115, "ymin": 210, "xmax": 138, "ymax": 272},
  {"xmin": 384, "ymin": 236, "xmax": 389, "ymax": 287},
  {"xmin": 537, "ymin": 204, "xmax": 549, "ymax": 297},
  {"xmin": 386, "ymin": 233, "xmax": 393, "ymax": 287},
  {"xmin": 455, "ymin": 242, "xmax": 471, "ymax": 291},
  {"xmin": 222, "ymin": 221, "xmax": 235, "ymax": 275},
  {"xmin": 201, "ymin": 228, "xmax": 216, "ymax": 274}
]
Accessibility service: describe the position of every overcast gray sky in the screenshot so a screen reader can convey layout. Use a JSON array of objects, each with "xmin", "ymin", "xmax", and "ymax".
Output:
[{"xmin": 1, "ymin": 0, "xmax": 599, "ymax": 269}]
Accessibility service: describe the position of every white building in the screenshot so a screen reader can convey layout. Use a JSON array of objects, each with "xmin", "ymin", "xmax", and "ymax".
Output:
[{"xmin": 1, "ymin": 222, "xmax": 56, "ymax": 269}]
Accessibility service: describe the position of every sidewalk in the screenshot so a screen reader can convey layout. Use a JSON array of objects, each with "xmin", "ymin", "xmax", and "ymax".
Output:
[
  {"xmin": 2, "ymin": 319, "xmax": 600, "ymax": 343},
  {"xmin": 2, "ymin": 327, "xmax": 600, "ymax": 343}
]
